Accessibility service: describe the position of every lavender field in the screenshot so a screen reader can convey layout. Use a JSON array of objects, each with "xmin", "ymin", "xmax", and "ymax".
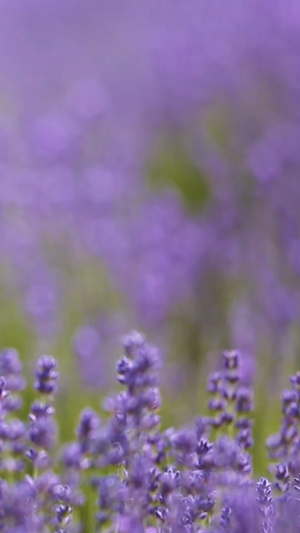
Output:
[{"xmin": 0, "ymin": 1, "xmax": 300, "ymax": 531}]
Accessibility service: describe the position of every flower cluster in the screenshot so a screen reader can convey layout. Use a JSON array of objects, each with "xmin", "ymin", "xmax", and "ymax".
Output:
[{"xmin": 0, "ymin": 331, "xmax": 300, "ymax": 532}]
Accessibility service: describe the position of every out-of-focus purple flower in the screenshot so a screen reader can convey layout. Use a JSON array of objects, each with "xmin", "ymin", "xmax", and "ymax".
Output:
[
  {"xmin": 2, "ymin": 1, "xmax": 300, "ymax": 375},
  {"xmin": 72, "ymin": 317, "xmax": 125, "ymax": 389}
]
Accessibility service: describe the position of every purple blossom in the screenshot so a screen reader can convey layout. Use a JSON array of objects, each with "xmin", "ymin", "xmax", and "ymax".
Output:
[
  {"xmin": 0, "ymin": 330, "xmax": 298, "ymax": 529},
  {"xmin": 34, "ymin": 355, "xmax": 59, "ymax": 396}
]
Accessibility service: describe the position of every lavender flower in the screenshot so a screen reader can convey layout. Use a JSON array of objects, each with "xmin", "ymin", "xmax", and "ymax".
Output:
[
  {"xmin": 256, "ymin": 477, "xmax": 274, "ymax": 533},
  {"xmin": 2, "ymin": 329, "xmax": 300, "ymax": 530},
  {"xmin": 34, "ymin": 355, "xmax": 59, "ymax": 396}
]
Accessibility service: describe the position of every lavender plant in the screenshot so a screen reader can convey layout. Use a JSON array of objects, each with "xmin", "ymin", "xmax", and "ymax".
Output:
[{"xmin": 0, "ymin": 331, "xmax": 299, "ymax": 532}]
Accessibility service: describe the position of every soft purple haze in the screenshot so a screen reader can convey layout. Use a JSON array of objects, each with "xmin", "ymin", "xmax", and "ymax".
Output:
[{"xmin": 0, "ymin": 1, "xmax": 300, "ymax": 387}]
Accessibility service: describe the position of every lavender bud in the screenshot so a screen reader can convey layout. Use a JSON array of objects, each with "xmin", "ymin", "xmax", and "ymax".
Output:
[
  {"xmin": 77, "ymin": 408, "xmax": 100, "ymax": 440},
  {"xmin": 223, "ymin": 350, "xmax": 239, "ymax": 370},
  {"xmin": 29, "ymin": 416, "xmax": 57, "ymax": 450},
  {"xmin": 122, "ymin": 331, "xmax": 145, "ymax": 356},
  {"xmin": 290, "ymin": 372, "xmax": 300, "ymax": 390},
  {"xmin": 0, "ymin": 377, "xmax": 9, "ymax": 401},
  {"xmin": 219, "ymin": 504, "xmax": 232, "ymax": 530},
  {"xmin": 236, "ymin": 387, "xmax": 253, "ymax": 413},
  {"xmin": 207, "ymin": 372, "xmax": 223, "ymax": 394},
  {"xmin": 34, "ymin": 355, "xmax": 59, "ymax": 395},
  {"xmin": 0, "ymin": 349, "xmax": 25, "ymax": 391}
]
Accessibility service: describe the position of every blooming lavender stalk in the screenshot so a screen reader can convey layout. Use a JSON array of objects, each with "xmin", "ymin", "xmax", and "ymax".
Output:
[
  {"xmin": 28, "ymin": 356, "xmax": 76, "ymax": 532},
  {"xmin": 266, "ymin": 369, "xmax": 300, "ymax": 498},
  {"xmin": 0, "ymin": 349, "xmax": 25, "ymax": 414},
  {"xmin": 28, "ymin": 356, "xmax": 59, "ymax": 469},
  {"xmin": 256, "ymin": 477, "xmax": 274, "ymax": 533}
]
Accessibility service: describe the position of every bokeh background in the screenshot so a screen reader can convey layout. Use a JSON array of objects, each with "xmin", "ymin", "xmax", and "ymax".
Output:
[{"xmin": 1, "ymin": 0, "xmax": 300, "ymax": 473}]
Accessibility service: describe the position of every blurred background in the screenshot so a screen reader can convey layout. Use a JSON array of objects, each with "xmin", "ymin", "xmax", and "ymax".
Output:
[{"xmin": 0, "ymin": 0, "xmax": 300, "ymax": 472}]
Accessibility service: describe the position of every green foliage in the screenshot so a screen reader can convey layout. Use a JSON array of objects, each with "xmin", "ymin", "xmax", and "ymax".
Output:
[{"xmin": 146, "ymin": 132, "xmax": 211, "ymax": 213}]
